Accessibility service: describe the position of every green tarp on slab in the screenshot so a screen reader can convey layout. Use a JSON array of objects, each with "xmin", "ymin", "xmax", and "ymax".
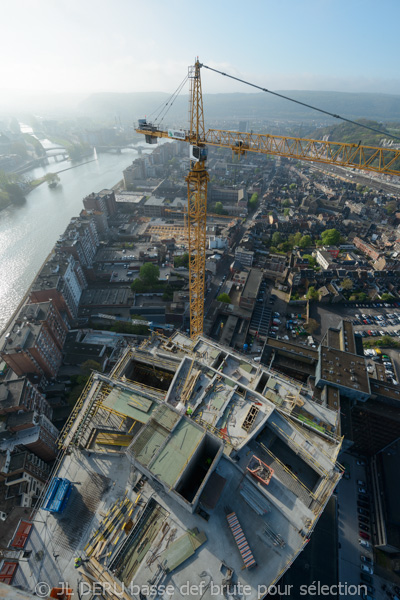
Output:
[
  {"xmin": 150, "ymin": 419, "xmax": 203, "ymax": 487},
  {"xmin": 160, "ymin": 529, "xmax": 207, "ymax": 573},
  {"xmin": 102, "ymin": 388, "xmax": 154, "ymax": 423}
]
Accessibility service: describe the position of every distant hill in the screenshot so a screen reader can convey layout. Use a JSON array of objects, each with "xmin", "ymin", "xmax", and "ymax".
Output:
[
  {"xmin": 310, "ymin": 119, "xmax": 400, "ymax": 146},
  {"xmin": 78, "ymin": 90, "xmax": 400, "ymax": 126}
]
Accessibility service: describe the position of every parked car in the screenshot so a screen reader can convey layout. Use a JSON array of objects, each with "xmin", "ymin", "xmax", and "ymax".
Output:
[
  {"xmin": 357, "ymin": 480, "xmax": 365, "ymax": 486},
  {"xmin": 357, "ymin": 459, "xmax": 366, "ymax": 466},
  {"xmin": 365, "ymin": 584, "xmax": 375, "ymax": 594},
  {"xmin": 359, "ymin": 487, "xmax": 367, "ymax": 494},
  {"xmin": 358, "ymin": 508, "xmax": 370, "ymax": 516},
  {"xmin": 360, "ymin": 532, "xmax": 370, "ymax": 540},
  {"xmin": 361, "ymin": 555, "xmax": 373, "ymax": 565},
  {"xmin": 359, "ymin": 516, "xmax": 369, "ymax": 524},
  {"xmin": 359, "ymin": 539, "xmax": 371, "ymax": 549},
  {"xmin": 359, "ymin": 524, "xmax": 370, "ymax": 532},
  {"xmin": 361, "ymin": 564, "xmax": 373, "ymax": 574}
]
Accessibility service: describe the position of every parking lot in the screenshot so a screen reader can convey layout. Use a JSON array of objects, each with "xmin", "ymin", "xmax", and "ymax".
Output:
[{"xmin": 352, "ymin": 306, "xmax": 400, "ymax": 338}]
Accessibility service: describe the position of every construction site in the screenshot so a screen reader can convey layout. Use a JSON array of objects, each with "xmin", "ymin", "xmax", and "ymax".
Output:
[{"xmin": 11, "ymin": 331, "xmax": 343, "ymax": 599}]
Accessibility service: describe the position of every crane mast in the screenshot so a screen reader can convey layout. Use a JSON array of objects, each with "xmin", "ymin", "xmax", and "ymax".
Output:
[
  {"xmin": 136, "ymin": 60, "xmax": 400, "ymax": 340},
  {"xmin": 186, "ymin": 61, "xmax": 209, "ymax": 340}
]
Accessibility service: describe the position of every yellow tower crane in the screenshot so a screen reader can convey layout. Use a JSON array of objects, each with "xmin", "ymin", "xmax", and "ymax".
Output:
[{"xmin": 137, "ymin": 59, "xmax": 400, "ymax": 340}]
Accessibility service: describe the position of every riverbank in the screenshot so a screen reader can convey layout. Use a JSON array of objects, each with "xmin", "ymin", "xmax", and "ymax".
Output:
[
  {"xmin": 0, "ymin": 249, "xmax": 55, "ymax": 338},
  {"xmin": 26, "ymin": 158, "xmax": 99, "ymax": 193},
  {"xmin": 0, "ymin": 145, "xmax": 146, "ymax": 332},
  {"xmin": 0, "ymin": 174, "xmax": 126, "ymax": 337}
]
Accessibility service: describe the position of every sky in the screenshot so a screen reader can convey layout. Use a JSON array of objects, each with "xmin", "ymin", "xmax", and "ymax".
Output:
[{"xmin": 1, "ymin": 0, "xmax": 400, "ymax": 102}]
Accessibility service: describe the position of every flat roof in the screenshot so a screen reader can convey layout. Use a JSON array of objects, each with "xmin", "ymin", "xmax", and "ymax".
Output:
[
  {"xmin": 319, "ymin": 347, "xmax": 370, "ymax": 395},
  {"xmin": 115, "ymin": 192, "xmax": 146, "ymax": 204},
  {"xmin": 241, "ymin": 269, "xmax": 263, "ymax": 299},
  {"xmin": 267, "ymin": 338, "xmax": 318, "ymax": 361},
  {"xmin": 370, "ymin": 378, "xmax": 400, "ymax": 401}
]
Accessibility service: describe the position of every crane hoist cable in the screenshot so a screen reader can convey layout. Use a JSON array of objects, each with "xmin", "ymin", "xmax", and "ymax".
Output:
[
  {"xmin": 149, "ymin": 74, "xmax": 189, "ymax": 127},
  {"xmin": 201, "ymin": 63, "xmax": 400, "ymax": 143}
]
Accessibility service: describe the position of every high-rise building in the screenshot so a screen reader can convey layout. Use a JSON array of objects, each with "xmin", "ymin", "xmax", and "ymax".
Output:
[
  {"xmin": 3, "ymin": 412, "xmax": 59, "ymax": 461},
  {"xmin": 0, "ymin": 301, "xmax": 68, "ymax": 378},
  {"xmin": 83, "ymin": 189, "xmax": 117, "ymax": 217},
  {"xmin": 30, "ymin": 253, "xmax": 87, "ymax": 319},
  {"xmin": 0, "ymin": 378, "xmax": 51, "ymax": 418},
  {"xmin": 56, "ymin": 216, "xmax": 99, "ymax": 268}
]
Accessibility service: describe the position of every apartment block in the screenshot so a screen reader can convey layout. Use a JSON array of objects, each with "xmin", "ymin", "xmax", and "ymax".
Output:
[
  {"xmin": 0, "ymin": 450, "xmax": 51, "ymax": 509},
  {"xmin": 235, "ymin": 246, "xmax": 254, "ymax": 267},
  {"xmin": 0, "ymin": 378, "xmax": 51, "ymax": 418},
  {"xmin": 3, "ymin": 412, "xmax": 59, "ymax": 461},
  {"xmin": 56, "ymin": 216, "xmax": 99, "ymax": 268},
  {"xmin": 353, "ymin": 236, "xmax": 381, "ymax": 261},
  {"xmin": 1, "ymin": 301, "xmax": 67, "ymax": 378},
  {"xmin": 30, "ymin": 253, "xmax": 87, "ymax": 319},
  {"xmin": 83, "ymin": 189, "xmax": 117, "ymax": 218}
]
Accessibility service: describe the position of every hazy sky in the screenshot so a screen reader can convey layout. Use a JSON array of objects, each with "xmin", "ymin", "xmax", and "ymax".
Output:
[{"xmin": 2, "ymin": 0, "xmax": 400, "ymax": 98}]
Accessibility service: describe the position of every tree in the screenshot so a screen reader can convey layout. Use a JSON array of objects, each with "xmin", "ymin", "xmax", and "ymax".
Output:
[
  {"xmin": 45, "ymin": 173, "xmax": 60, "ymax": 188},
  {"xmin": 304, "ymin": 318, "xmax": 319, "ymax": 334},
  {"xmin": 111, "ymin": 320, "xmax": 150, "ymax": 336},
  {"xmin": 320, "ymin": 229, "xmax": 341, "ymax": 246},
  {"xmin": 341, "ymin": 278, "xmax": 353, "ymax": 290},
  {"xmin": 214, "ymin": 202, "xmax": 227, "ymax": 215},
  {"xmin": 139, "ymin": 263, "xmax": 160, "ymax": 285},
  {"xmin": 67, "ymin": 359, "xmax": 101, "ymax": 407},
  {"xmin": 357, "ymin": 292, "xmax": 368, "ymax": 302},
  {"xmin": 272, "ymin": 232, "xmax": 282, "ymax": 246},
  {"xmin": 381, "ymin": 292, "xmax": 394, "ymax": 301},
  {"xmin": 289, "ymin": 183, "xmax": 297, "ymax": 190},
  {"xmin": 217, "ymin": 293, "xmax": 231, "ymax": 303},
  {"xmin": 278, "ymin": 241, "xmax": 291, "ymax": 252},
  {"xmin": 306, "ymin": 286, "xmax": 319, "ymax": 301},
  {"xmin": 299, "ymin": 235, "xmax": 312, "ymax": 248},
  {"xmin": 283, "ymin": 208, "xmax": 290, "ymax": 216},
  {"xmin": 303, "ymin": 254, "xmax": 317, "ymax": 267},
  {"xmin": 378, "ymin": 334, "xmax": 398, "ymax": 348},
  {"xmin": 80, "ymin": 360, "xmax": 101, "ymax": 376},
  {"xmin": 292, "ymin": 232, "xmax": 302, "ymax": 246},
  {"xmin": 174, "ymin": 253, "xmax": 189, "ymax": 268},
  {"xmin": 248, "ymin": 193, "xmax": 259, "ymax": 210},
  {"xmin": 4, "ymin": 183, "xmax": 25, "ymax": 203},
  {"xmin": 386, "ymin": 201, "xmax": 397, "ymax": 215},
  {"xmin": 282, "ymin": 199, "xmax": 290, "ymax": 207},
  {"xmin": 68, "ymin": 143, "xmax": 91, "ymax": 161}
]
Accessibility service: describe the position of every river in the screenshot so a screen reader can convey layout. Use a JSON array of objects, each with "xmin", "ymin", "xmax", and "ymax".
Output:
[{"xmin": 0, "ymin": 145, "xmax": 150, "ymax": 332}]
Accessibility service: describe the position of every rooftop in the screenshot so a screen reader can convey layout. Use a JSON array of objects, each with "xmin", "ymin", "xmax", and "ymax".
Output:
[
  {"xmin": 241, "ymin": 269, "xmax": 263, "ymax": 300},
  {"xmin": 318, "ymin": 346, "xmax": 370, "ymax": 396},
  {"xmin": 15, "ymin": 334, "xmax": 343, "ymax": 599}
]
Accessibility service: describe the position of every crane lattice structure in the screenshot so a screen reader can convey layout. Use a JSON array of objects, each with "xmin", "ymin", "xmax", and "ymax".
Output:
[{"xmin": 137, "ymin": 59, "xmax": 400, "ymax": 339}]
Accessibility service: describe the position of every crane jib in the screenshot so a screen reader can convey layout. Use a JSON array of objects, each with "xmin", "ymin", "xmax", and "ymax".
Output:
[{"xmin": 136, "ymin": 59, "xmax": 400, "ymax": 339}]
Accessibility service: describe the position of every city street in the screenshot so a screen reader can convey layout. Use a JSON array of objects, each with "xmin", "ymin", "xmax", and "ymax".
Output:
[
  {"xmin": 337, "ymin": 453, "xmax": 398, "ymax": 600},
  {"xmin": 337, "ymin": 454, "xmax": 372, "ymax": 593}
]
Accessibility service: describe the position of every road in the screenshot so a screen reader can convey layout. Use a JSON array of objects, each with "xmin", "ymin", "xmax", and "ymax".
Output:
[
  {"xmin": 337, "ymin": 453, "xmax": 372, "ymax": 594},
  {"xmin": 338, "ymin": 453, "xmax": 398, "ymax": 599},
  {"xmin": 309, "ymin": 163, "xmax": 400, "ymax": 196}
]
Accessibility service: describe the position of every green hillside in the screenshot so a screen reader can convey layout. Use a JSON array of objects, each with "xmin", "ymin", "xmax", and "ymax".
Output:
[{"xmin": 78, "ymin": 90, "xmax": 400, "ymax": 124}]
